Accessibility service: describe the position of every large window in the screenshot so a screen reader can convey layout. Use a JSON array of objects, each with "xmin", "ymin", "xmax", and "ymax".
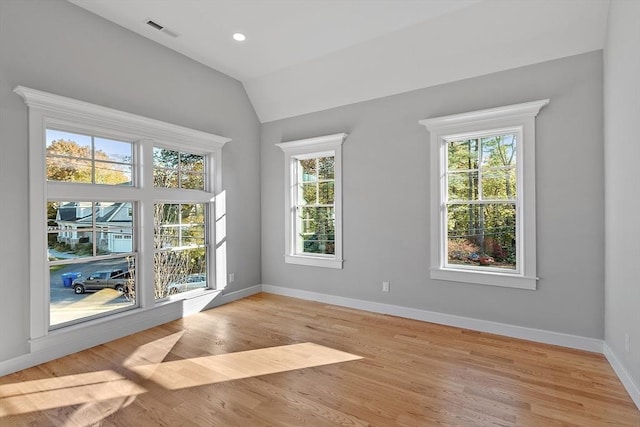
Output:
[
  {"xmin": 16, "ymin": 86, "xmax": 229, "ymax": 342},
  {"xmin": 276, "ymin": 133, "xmax": 346, "ymax": 269},
  {"xmin": 420, "ymin": 100, "xmax": 548, "ymax": 289}
]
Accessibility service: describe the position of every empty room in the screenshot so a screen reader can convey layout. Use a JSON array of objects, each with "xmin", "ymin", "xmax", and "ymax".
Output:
[{"xmin": 0, "ymin": 0, "xmax": 639, "ymax": 425}]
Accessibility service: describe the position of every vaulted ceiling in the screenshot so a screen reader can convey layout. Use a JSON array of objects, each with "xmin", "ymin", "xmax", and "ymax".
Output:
[{"xmin": 68, "ymin": 0, "xmax": 610, "ymax": 123}]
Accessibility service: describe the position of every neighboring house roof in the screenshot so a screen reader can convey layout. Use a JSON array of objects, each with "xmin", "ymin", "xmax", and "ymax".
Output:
[{"xmin": 56, "ymin": 202, "xmax": 132, "ymax": 226}]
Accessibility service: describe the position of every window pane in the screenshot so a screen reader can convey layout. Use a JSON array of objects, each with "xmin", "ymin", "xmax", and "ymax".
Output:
[
  {"xmin": 96, "ymin": 227, "xmax": 134, "ymax": 255},
  {"xmin": 154, "ymin": 148, "xmax": 206, "ymax": 189},
  {"xmin": 46, "ymin": 130, "xmax": 134, "ymax": 185},
  {"xmin": 318, "ymin": 156, "xmax": 335, "ymax": 180},
  {"xmin": 154, "ymin": 168, "xmax": 178, "ymax": 188},
  {"xmin": 153, "ymin": 147, "xmax": 179, "ymax": 169},
  {"xmin": 50, "ymin": 256, "xmax": 136, "ymax": 328},
  {"xmin": 447, "ymin": 171, "xmax": 478, "ymax": 201},
  {"xmin": 299, "ymin": 159, "xmax": 317, "ymax": 181},
  {"xmin": 447, "ymin": 139, "xmax": 479, "ymax": 170},
  {"xmin": 46, "ymin": 157, "xmax": 92, "ymax": 183},
  {"xmin": 181, "ymin": 172, "xmax": 204, "ymax": 190},
  {"xmin": 48, "ymin": 231, "xmax": 94, "ymax": 259},
  {"xmin": 181, "ymin": 204, "xmax": 205, "ymax": 223},
  {"xmin": 154, "ymin": 203, "xmax": 207, "ymax": 299},
  {"xmin": 47, "ymin": 201, "xmax": 92, "ymax": 228},
  {"xmin": 446, "ymin": 203, "xmax": 516, "ymax": 270},
  {"xmin": 300, "ymin": 183, "xmax": 317, "ymax": 205},
  {"xmin": 94, "ymin": 137, "xmax": 132, "ymax": 164},
  {"xmin": 46, "ymin": 129, "xmax": 91, "ymax": 158},
  {"xmin": 318, "ymin": 181, "xmax": 334, "ymax": 204},
  {"xmin": 481, "ymin": 134, "xmax": 517, "ymax": 169},
  {"xmin": 155, "ymin": 203, "xmax": 180, "ymax": 226},
  {"xmin": 47, "ymin": 202, "xmax": 134, "ymax": 259},
  {"xmin": 180, "ymin": 153, "xmax": 204, "ymax": 172},
  {"xmin": 154, "ymin": 247, "xmax": 207, "ymax": 299},
  {"xmin": 298, "ymin": 206, "xmax": 335, "ymax": 255},
  {"xmin": 481, "ymin": 169, "xmax": 517, "ymax": 200},
  {"xmin": 95, "ymin": 162, "xmax": 132, "ymax": 185}
]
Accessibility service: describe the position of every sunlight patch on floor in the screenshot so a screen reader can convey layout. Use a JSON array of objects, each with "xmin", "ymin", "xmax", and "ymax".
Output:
[
  {"xmin": 123, "ymin": 331, "xmax": 185, "ymax": 368},
  {"xmin": 0, "ymin": 342, "xmax": 361, "ymax": 418},
  {"xmin": 130, "ymin": 342, "xmax": 362, "ymax": 390},
  {"xmin": 0, "ymin": 370, "xmax": 146, "ymax": 417}
]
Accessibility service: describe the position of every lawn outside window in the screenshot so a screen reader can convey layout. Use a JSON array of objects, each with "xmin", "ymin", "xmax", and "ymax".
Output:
[{"xmin": 420, "ymin": 100, "xmax": 548, "ymax": 289}]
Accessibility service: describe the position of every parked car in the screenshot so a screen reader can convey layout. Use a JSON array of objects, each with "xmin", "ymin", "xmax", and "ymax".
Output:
[
  {"xmin": 167, "ymin": 273, "xmax": 207, "ymax": 294},
  {"xmin": 72, "ymin": 269, "xmax": 133, "ymax": 294}
]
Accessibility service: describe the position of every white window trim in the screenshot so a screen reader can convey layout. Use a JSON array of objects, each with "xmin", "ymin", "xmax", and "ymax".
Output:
[
  {"xmin": 276, "ymin": 133, "xmax": 347, "ymax": 269},
  {"xmin": 419, "ymin": 100, "xmax": 548, "ymax": 290},
  {"xmin": 14, "ymin": 86, "xmax": 230, "ymax": 343}
]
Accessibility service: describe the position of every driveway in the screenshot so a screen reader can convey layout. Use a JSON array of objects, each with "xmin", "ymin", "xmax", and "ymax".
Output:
[{"xmin": 49, "ymin": 255, "xmax": 134, "ymax": 325}]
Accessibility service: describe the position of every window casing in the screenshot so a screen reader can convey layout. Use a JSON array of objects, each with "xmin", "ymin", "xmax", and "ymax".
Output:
[
  {"xmin": 15, "ymin": 86, "xmax": 229, "ymax": 343},
  {"xmin": 276, "ymin": 133, "xmax": 346, "ymax": 269},
  {"xmin": 420, "ymin": 100, "xmax": 548, "ymax": 289}
]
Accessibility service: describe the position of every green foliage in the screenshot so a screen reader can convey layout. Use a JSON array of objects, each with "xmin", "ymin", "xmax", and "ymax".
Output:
[
  {"xmin": 153, "ymin": 147, "xmax": 204, "ymax": 189},
  {"xmin": 46, "ymin": 139, "xmax": 130, "ymax": 184},
  {"xmin": 297, "ymin": 156, "xmax": 336, "ymax": 255},
  {"xmin": 299, "ymin": 207, "xmax": 335, "ymax": 254},
  {"xmin": 53, "ymin": 242, "xmax": 72, "ymax": 252},
  {"xmin": 446, "ymin": 134, "xmax": 518, "ymax": 269}
]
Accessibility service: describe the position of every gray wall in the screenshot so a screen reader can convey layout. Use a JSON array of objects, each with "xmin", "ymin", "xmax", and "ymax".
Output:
[
  {"xmin": 261, "ymin": 51, "xmax": 604, "ymax": 339},
  {"xmin": 604, "ymin": 0, "xmax": 640, "ymax": 387},
  {"xmin": 0, "ymin": 0, "xmax": 261, "ymax": 363}
]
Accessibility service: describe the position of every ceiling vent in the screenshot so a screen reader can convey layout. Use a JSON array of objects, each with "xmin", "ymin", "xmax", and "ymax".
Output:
[{"xmin": 145, "ymin": 19, "xmax": 180, "ymax": 38}]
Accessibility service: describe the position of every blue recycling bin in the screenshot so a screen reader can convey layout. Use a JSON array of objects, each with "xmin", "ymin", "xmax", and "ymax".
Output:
[{"xmin": 61, "ymin": 272, "xmax": 81, "ymax": 287}]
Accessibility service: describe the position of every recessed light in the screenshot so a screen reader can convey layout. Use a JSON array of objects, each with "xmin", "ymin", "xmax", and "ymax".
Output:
[{"xmin": 233, "ymin": 33, "xmax": 246, "ymax": 42}]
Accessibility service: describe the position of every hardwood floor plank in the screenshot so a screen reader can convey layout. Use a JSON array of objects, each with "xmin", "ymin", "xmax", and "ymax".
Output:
[{"xmin": 1, "ymin": 293, "xmax": 638, "ymax": 426}]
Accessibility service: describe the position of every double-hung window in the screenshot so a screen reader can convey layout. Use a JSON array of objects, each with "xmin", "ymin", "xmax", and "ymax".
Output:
[
  {"xmin": 277, "ymin": 133, "xmax": 346, "ymax": 269},
  {"xmin": 153, "ymin": 148, "xmax": 209, "ymax": 299},
  {"xmin": 420, "ymin": 100, "xmax": 548, "ymax": 289},
  {"xmin": 15, "ymin": 86, "xmax": 229, "ymax": 343},
  {"xmin": 45, "ymin": 127, "xmax": 138, "ymax": 328}
]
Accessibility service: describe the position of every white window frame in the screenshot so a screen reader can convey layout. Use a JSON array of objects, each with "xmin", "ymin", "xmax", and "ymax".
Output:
[
  {"xmin": 420, "ymin": 100, "xmax": 548, "ymax": 290},
  {"xmin": 276, "ymin": 133, "xmax": 346, "ymax": 269},
  {"xmin": 15, "ymin": 86, "xmax": 229, "ymax": 344}
]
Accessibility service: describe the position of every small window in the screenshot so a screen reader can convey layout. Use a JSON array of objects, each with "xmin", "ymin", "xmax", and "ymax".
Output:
[
  {"xmin": 153, "ymin": 147, "xmax": 205, "ymax": 190},
  {"xmin": 420, "ymin": 100, "xmax": 548, "ymax": 289},
  {"xmin": 154, "ymin": 203, "xmax": 207, "ymax": 299},
  {"xmin": 276, "ymin": 133, "xmax": 346, "ymax": 269},
  {"xmin": 46, "ymin": 129, "xmax": 133, "ymax": 186},
  {"xmin": 296, "ymin": 155, "xmax": 336, "ymax": 256}
]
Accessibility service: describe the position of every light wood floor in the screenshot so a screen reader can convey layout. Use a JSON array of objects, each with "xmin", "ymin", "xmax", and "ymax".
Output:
[{"xmin": 1, "ymin": 293, "xmax": 638, "ymax": 426}]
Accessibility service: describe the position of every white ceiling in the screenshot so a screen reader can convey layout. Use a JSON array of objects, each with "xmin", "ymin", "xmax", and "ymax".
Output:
[{"xmin": 68, "ymin": 0, "xmax": 610, "ymax": 123}]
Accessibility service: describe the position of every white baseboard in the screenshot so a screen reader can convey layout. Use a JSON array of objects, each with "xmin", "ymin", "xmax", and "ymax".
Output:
[
  {"xmin": 261, "ymin": 284, "xmax": 604, "ymax": 353},
  {"xmin": 604, "ymin": 343, "xmax": 640, "ymax": 410}
]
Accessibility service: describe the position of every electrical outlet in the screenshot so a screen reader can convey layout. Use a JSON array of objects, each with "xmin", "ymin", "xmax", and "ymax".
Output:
[
  {"xmin": 625, "ymin": 333, "xmax": 630, "ymax": 353},
  {"xmin": 229, "ymin": 273, "xmax": 235, "ymax": 283},
  {"xmin": 382, "ymin": 281, "xmax": 390, "ymax": 292}
]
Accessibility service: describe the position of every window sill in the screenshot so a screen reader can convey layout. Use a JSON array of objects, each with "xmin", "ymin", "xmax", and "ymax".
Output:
[
  {"xmin": 285, "ymin": 255, "xmax": 343, "ymax": 269},
  {"xmin": 431, "ymin": 268, "xmax": 537, "ymax": 290}
]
